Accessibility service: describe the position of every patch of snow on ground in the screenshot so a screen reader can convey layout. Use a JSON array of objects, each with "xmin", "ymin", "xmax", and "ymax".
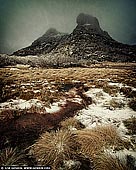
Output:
[
  {"xmin": 76, "ymin": 88, "xmax": 136, "ymax": 129},
  {"xmin": 16, "ymin": 64, "xmax": 30, "ymax": 68},
  {"xmin": 76, "ymin": 87, "xmax": 136, "ymax": 161},
  {"xmin": 108, "ymin": 82, "xmax": 136, "ymax": 91},
  {"xmin": 108, "ymin": 82, "xmax": 124, "ymax": 88},
  {"xmin": 72, "ymin": 80, "xmax": 81, "ymax": 83},
  {"xmin": 71, "ymin": 97, "xmax": 82, "ymax": 104},
  {"xmin": 104, "ymin": 148, "xmax": 136, "ymax": 166},
  {"xmin": 10, "ymin": 68, "xmax": 19, "ymax": 71},
  {"xmin": 45, "ymin": 102, "xmax": 61, "ymax": 113},
  {"xmin": 0, "ymin": 99, "xmax": 43, "ymax": 110},
  {"xmin": 97, "ymin": 78, "xmax": 111, "ymax": 81},
  {"xmin": 33, "ymin": 90, "xmax": 41, "ymax": 93}
]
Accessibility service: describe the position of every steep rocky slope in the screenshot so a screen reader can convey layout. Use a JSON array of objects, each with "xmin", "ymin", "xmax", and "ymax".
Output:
[
  {"xmin": 13, "ymin": 28, "xmax": 68, "ymax": 56},
  {"xmin": 13, "ymin": 13, "xmax": 136, "ymax": 62}
]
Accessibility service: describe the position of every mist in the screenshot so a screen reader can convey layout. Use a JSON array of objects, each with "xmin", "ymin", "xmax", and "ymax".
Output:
[{"xmin": 0, "ymin": 0, "xmax": 136, "ymax": 54}]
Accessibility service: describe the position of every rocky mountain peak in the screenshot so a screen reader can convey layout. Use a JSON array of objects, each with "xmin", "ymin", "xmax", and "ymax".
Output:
[
  {"xmin": 76, "ymin": 13, "xmax": 102, "ymax": 33},
  {"xmin": 76, "ymin": 13, "xmax": 100, "ymax": 27},
  {"xmin": 31, "ymin": 28, "xmax": 66, "ymax": 46},
  {"xmin": 44, "ymin": 28, "xmax": 60, "ymax": 36},
  {"xmin": 74, "ymin": 13, "xmax": 109, "ymax": 37},
  {"xmin": 12, "ymin": 13, "xmax": 136, "ymax": 62}
]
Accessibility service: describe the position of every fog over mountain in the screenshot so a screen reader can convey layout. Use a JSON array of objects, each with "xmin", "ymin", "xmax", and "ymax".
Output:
[{"xmin": 0, "ymin": 0, "xmax": 136, "ymax": 54}]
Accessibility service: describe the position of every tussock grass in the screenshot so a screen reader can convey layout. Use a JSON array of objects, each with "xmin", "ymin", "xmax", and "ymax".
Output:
[
  {"xmin": 105, "ymin": 98, "xmax": 125, "ymax": 110},
  {"xmin": 0, "ymin": 147, "xmax": 26, "ymax": 166},
  {"xmin": 123, "ymin": 117, "xmax": 136, "ymax": 135},
  {"xmin": 93, "ymin": 153, "xmax": 129, "ymax": 170},
  {"xmin": 103, "ymin": 85, "xmax": 120, "ymax": 96},
  {"xmin": 60, "ymin": 117, "xmax": 85, "ymax": 130},
  {"xmin": 76, "ymin": 125, "xmax": 128, "ymax": 158},
  {"xmin": 0, "ymin": 63, "xmax": 135, "ymax": 103},
  {"xmin": 29, "ymin": 130, "xmax": 80, "ymax": 168},
  {"xmin": 26, "ymin": 105, "xmax": 47, "ymax": 115}
]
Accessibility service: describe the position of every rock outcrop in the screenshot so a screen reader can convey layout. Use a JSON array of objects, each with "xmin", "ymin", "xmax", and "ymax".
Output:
[
  {"xmin": 76, "ymin": 13, "xmax": 103, "ymax": 34},
  {"xmin": 13, "ymin": 28, "xmax": 68, "ymax": 56},
  {"xmin": 13, "ymin": 13, "xmax": 136, "ymax": 62}
]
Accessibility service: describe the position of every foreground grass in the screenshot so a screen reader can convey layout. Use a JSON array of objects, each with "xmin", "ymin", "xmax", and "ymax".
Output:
[
  {"xmin": 0, "ymin": 63, "xmax": 136, "ymax": 169},
  {"xmin": 0, "ymin": 62, "xmax": 136, "ymax": 103}
]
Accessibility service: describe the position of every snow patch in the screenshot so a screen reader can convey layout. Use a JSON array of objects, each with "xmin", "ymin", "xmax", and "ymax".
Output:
[
  {"xmin": 108, "ymin": 82, "xmax": 124, "ymax": 88},
  {"xmin": 0, "ymin": 99, "xmax": 43, "ymax": 110},
  {"xmin": 76, "ymin": 88, "xmax": 136, "ymax": 129},
  {"xmin": 33, "ymin": 90, "xmax": 41, "ymax": 93},
  {"xmin": 45, "ymin": 102, "xmax": 61, "ymax": 113},
  {"xmin": 108, "ymin": 82, "xmax": 136, "ymax": 91},
  {"xmin": 10, "ymin": 68, "xmax": 19, "ymax": 71}
]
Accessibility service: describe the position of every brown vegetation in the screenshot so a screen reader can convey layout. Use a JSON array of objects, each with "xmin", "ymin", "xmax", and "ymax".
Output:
[
  {"xmin": 0, "ymin": 63, "xmax": 136, "ymax": 103},
  {"xmin": 123, "ymin": 117, "xmax": 136, "ymax": 135},
  {"xmin": 0, "ymin": 147, "xmax": 26, "ymax": 166},
  {"xmin": 60, "ymin": 117, "xmax": 85, "ymax": 130},
  {"xmin": 0, "ymin": 63, "xmax": 136, "ymax": 168},
  {"xmin": 29, "ymin": 130, "xmax": 80, "ymax": 169},
  {"xmin": 93, "ymin": 153, "xmax": 129, "ymax": 170},
  {"xmin": 76, "ymin": 125, "xmax": 129, "ymax": 158},
  {"xmin": 0, "ymin": 89, "xmax": 91, "ymax": 149}
]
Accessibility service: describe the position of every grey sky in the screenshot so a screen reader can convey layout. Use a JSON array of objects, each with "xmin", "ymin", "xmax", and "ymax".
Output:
[{"xmin": 0, "ymin": 0, "xmax": 136, "ymax": 54}]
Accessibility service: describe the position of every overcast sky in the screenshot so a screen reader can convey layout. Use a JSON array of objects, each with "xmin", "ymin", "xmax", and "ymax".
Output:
[{"xmin": 0, "ymin": 0, "xmax": 136, "ymax": 54}]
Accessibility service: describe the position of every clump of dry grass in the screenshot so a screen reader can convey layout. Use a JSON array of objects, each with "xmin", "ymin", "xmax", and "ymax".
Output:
[
  {"xmin": 128, "ymin": 98, "xmax": 136, "ymax": 111},
  {"xmin": 1, "ymin": 87, "xmax": 20, "ymax": 103},
  {"xmin": 93, "ymin": 153, "xmax": 129, "ymax": 170},
  {"xmin": 60, "ymin": 117, "xmax": 85, "ymax": 130},
  {"xmin": 123, "ymin": 117, "xmax": 136, "ymax": 135},
  {"xmin": 0, "ymin": 147, "xmax": 26, "ymax": 165},
  {"xmin": 29, "ymin": 130, "xmax": 80, "ymax": 168},
  {"xmin": 19, "ymin": 90, "xmax": 35, "ymax": 100},
  {"xmin": 105, "ymin": 98, "xmax": 125, "ymax": 110},
  {"xmin": 76, "ymin": 125, "xmax": 127, "ymax": 158},
  {"xmin": 26, "ymin": 105, "xmax": 47, "ymax": 115},
  {"xmin": 120, "ymin": 87, "xmax": 136, "ymax": 98},
  {"xmin": 109, "ymin": 99, "xmax": 125, "ymax": 109},
  {"xmin": 92, "ymin": 126, "xmax": 130, "ymax": 150},
  {"xmin": 76, "ymin": 129, "xmax": 104, "ymax": 158},
  {"xmin": 103, "ymin": 85, "xmax": 120, "ymax": 96}
]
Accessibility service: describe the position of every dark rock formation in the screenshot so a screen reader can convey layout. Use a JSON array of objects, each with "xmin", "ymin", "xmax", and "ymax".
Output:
[
  {"xmin": 13, "ymin": 28, "xmax": 68, "ymax": 56},
  {"xmin": 13, "ymin": 13, "xmax": 136, "ymax": 62},
  {"xmin": 76, "ymin": 13, "xmax": 103, "ymax": 34}
]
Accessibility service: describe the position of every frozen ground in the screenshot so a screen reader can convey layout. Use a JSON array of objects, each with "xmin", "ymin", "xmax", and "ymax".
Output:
[
  {"xmin": 0, "ymin": 65, "xmax": 136, "ymax": 166},
  {"xmin": 74, "ymin": 85, "xmax": 136, "ymax": 162},
  {"xmin": 75, "ymin": 88, "xmax": 135, "ymax": 129}
]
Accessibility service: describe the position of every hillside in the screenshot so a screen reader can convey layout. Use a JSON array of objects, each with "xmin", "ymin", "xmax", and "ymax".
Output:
[{"xmin": 13, "ymin": 13, "xmax": 136, "ymax": 63}]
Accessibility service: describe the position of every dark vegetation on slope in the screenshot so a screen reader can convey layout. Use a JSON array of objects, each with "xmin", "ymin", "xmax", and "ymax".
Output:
[{"xmin": 12, "ymin": 13, "xmax": 136, "ymax": 63}]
